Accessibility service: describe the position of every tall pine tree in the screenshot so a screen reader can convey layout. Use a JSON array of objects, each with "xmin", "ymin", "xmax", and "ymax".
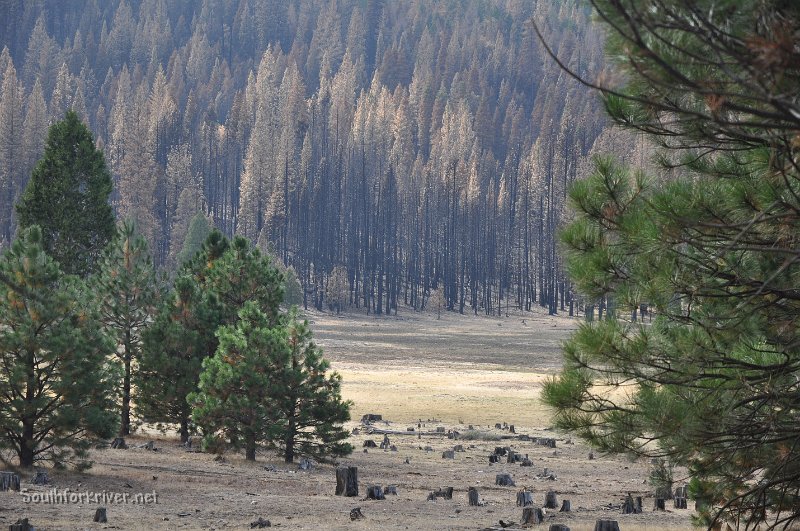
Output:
[{"xmin": 17, "ymin": 110, "xmax": 115, "ymax": 277}]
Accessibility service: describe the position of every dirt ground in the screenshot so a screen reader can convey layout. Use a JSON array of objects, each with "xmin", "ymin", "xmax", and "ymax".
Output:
[{"xmin": 0, "ymin": 308, "xmax": 694, "ymax": 530}]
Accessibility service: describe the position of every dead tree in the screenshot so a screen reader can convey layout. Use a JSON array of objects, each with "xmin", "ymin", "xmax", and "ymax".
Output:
[{"xmin": 335, "ymin": 466, "xmax": 358, "ymax": 497}]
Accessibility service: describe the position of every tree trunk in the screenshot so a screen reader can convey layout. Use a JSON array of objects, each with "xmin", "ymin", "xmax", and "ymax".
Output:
[
  {"xmin": 245, "ymin": 431, "xmax": 256, "ymax": 461},
  {"xmin": 593, "ymin": 520, "xmax": 621, "ymax": 531},
  {"xmin": 179, "ymin": 417, "xmax": 189, "ymax": 444},
  {"xmin": 284, "ymin": 413, "xmax": 295, "ymax": 464},
  {"xmin": 335, "ymin": 466, "xmax": 358, "ymax": 497},
  {"xmin": 121, "ymin": 352, "xmax": 131, "ymax": 436}
]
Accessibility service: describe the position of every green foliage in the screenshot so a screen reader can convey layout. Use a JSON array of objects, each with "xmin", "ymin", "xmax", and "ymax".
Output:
[
  {"xmin": 95, "ymin": 220, "xmax": 159, "ymax": 436},
  {"xmin": 190, "ymin": 304, "xmax": 351, "ymax": 462},
  {"xmin": 137, "ymin": 274, "xmax": 220, "ymax": 443},
  {"xmin": 282, "ymin": 265, "xmax": 303, "ymax": 307},
  {"xmin": 176, "ymin": 212, "xmax": 211, "ymax": 268},
  {"xmin": 543, "ymin": 1, "xmax": 800, "ymax": 527},
  {"xmin": 16, "ymin": 110, "xmax": 115, "ymax": 277},
  {"xmin": 137, "ymin": 231, "xmax": 285, "ymax": 443},
  {"xmin": 0, "ymin": 226, "xmax": 117, "ymax": 467}
]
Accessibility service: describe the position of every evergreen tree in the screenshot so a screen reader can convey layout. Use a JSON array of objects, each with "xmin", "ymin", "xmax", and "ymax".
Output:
[
  {"xmin": 191, "ymin": 304, "xmax": 351, "ymax": 462},
  {"xmin": 137, "ymin": 274, "xmax": 219, "ymax": 443},
  {"xmin": 95, "ymin": 220, "xmax": 159, "ymax": 436},
  {"xmin": 0, "ymin": 227, "xmax": 117, "ymax": 468},
  {"xmin": 270, "ymin": 310, "xmax": 352, "ymax": 463},
  {"xmin": 16, "ymin": 110, "xmax": 115, "ymax": 277},
  {"xmin": 175, "ymin": 212, "xmax": 211, "ymax": 268},
  {"xmin": 539, "ymin": 1, "xmax": 800, "ymax": 528}
]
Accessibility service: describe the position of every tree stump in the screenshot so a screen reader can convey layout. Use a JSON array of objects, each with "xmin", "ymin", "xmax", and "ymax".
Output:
[
  {"xmin": 349, "ymin": 507, "xmax": 365, "ymax": 520},
  {"xmin": 453, "ymin": 444, "xmax": 464, "ymax": 452},
  {"xmin": 653, "ymin": 498, "xmax": 666, "ymax": 511},
  {"xmin": 507, "ymin": 450, "xmax": 517, "ymax": 463},
  {"xmin": 550, "ymin": 525, "xmax": 571, "ymax": 531},
  {"xmin": 361, "ymin": 414, "xmax": 382, "ymax": 423},
  {"xmin": 143, "ymin": 440, "xmax": 156, "ymax": 451},
  {"xmin": 298, "ymin": 458, "xmax": 314, "ymax": 470},
  {"xmin": 384, "ymin": 485, "xmax": 398, "ymax": 496},
  {"xmin": 110, "ymin": 437, "xmax": 127, "ymax": 449},
  {"xmin": 509, "ymin": 425, "xmax": 515, "ymax": 433},
  {"xmin": 250, "ymin": 517, "xmax": 271, "ymax": 528},
  {"xmin": 521, "ymin": 458, "xmax": 533, "ymax": 467},
  {"xmin": 489, "ymin": 454, "xmax": 500, "ymax": 464},
  {"xmin": 495, "ymin": 423, "xmax": 502, "ymax": 429},
  {"xmin": 622, "ymin": 493, "xmax": 642, "ymax": 514},
  {"xmin": 436, "ymin": 427, "xmax": 445, "ymax": 433},
  {"xmin": 9, "ymin": 518, "xmax": 34, "ymax": 531},
  {"xmin": 365, "ymin": 485, "xmax": 385, "ymax": 500},
  {"xmin": 594, "ymin": 520, "xmax": 621, "ymax": 531},
  {"xmin": 442, "ymin": 450, "xmax": 455, "ymax": 459},
  {"xmin": 521, "ymin": 507, "xmax": 544, "ymax": 525},
  {"xmin": 468, "ymin": 487, "xmax": 482, "ymax": 506},
  {"xmin": 32, "ymin": 471, "xmax": 49, "ymax": 485},
  {"xmin": 363, "ymin": 440, "xmax": 377, "ymax": 448},
  {"xmin": 560, "ymin": 500, "xmax": 571, "ymax": 512},
  {"xmin": 588, "ymin": 451, "xmax": 594, "ymax": 460},
  {"xmin": 516, "ymin": 489, "xmax": 533, "ymax": 507},
  {"xmin": 494, "ymin": 447, "xmax": 507, "ymax": 456},
  {"xmin": 496, "ymin": 473, "xmax": 515, "ymax": 487},
  {"xmin": 544, "ymin": 490, "xmax": 559, "ymax": 509},
  {"xmin": 335, "ymin": 466, "xmax": 358, "ymax": 497},
  {"xmin": 674, "ymin": 497, "xmax": 687, "ymax": 509},
  {"xmin": 1, "ymin": 472, "xmax": 21, "ymax": 491},
  {"xmin": 431, "ymin": 487, "xmax": 453, "ymax": 500},
  {"xmin": 94, "ymin": 508, "xmax": 107, "ymax": 523},
  {"xmin": 380, "ymin": 435, "xmax": 390, "ymax": 449}
]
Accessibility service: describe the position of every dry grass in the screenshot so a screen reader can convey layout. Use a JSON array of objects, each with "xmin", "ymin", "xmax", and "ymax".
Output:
[{"xmin": 0, "ymin": 308, "xmax": 694, "ymax": 530}]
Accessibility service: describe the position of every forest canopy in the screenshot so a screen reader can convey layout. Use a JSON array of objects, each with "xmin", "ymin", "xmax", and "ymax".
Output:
[{"xmin": 0, "ymin": 0, "xmax": 609, "ymax": 315}]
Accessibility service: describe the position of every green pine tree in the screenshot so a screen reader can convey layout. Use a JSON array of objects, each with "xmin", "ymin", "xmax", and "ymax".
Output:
[
  {"xmin": 175, "ymin": 212, "xmax": 211, "ymax": 268},
  {"xmin": 190, "ymin": 304, "xmax": 351, "ymax": 462},
  {"xmin": 0, "ymin": 226, "xmax": 117, "ymax": 468},
  {"xmin": 539, "ymin": 1, "xmax": 800, "ymax": 527},
  {"xmin": 137, "ymin": 274, "xmax": 220, "ymax": 443},
  {"xmin": 273, "ymin": 309, "xmax": 352, "ymax": 463},
  {"xmin": 16, "ymin": 110, "xmax": 115, "ymax": 277},
  {"xmin": 95, "ymin": 220, "xmax": 159, "ymax": 436}
]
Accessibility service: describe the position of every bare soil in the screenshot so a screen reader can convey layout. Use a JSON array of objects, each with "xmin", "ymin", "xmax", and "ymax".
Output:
[{"xmin": 0, "ymin": 309, "xmax": 693, "ymax": 530}]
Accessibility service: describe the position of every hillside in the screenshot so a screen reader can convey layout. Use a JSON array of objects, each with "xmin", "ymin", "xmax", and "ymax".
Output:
[{"xmin": 0, "ymin": 0, "xmax": 607, "ymax": 315}]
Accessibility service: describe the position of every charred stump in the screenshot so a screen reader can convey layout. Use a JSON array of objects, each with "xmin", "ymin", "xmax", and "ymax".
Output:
[
  {"xmin": 544, "ymin": 490, "xmax": 559, "ymax": 509},
  {"xmin": 1, "ymin": 472, "xmax": 20, "ymax": 492},
  {"xmin": 622, "ymin": 493, "xmax": 643, "ymax": 514},
  {"xmin": 560, "ymin": 500, "xmax": 571, "ymax": 512},
  {"xmin": 516, "ymin": 489, "xmax": 534, "ymax": 507},
  {"xmin": 521, "ymin": 507, "xmax": 544, "ymax": 525},
  {"xmin": 110, "ymin": 437, "xmax": 127, "ymax": 449},
  {"xmin": 468, "ymin": 487, "xmax": 482, "ymax": 506},
  {"xmin": 335, "ymin": 466, "xmax": 358, "ymax": 497},
  {"xmin": 594, "ymin": 520, "xmax": 621, "ymax": 531},
  {"xmin": 94, "ymin": 508, "xmax": 107, "ymax": 523},
  {"xmin": 496, "ymin": 473, "xmax": 515, "ymax": 487},
  {"xmin": 365, "ymin": 485, "xmax": 385, "ymax": 500},
  {"xmin": 550, "ymin": 525, "xmax": 571, "ymax": 531},
  {"xmin": 9, "ymin": 518, "xmax": 34, "ymax": 531},
  {"xmin": 349, "ymin": 507, "xmax": 365, "ymax": 520}
]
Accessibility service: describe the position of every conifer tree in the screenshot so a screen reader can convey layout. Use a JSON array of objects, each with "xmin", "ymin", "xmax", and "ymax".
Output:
[
  {"xmin": 0, "ymin": 227, "xmax": 117, "ymax": 467},
  {"xmin": 191, "ymin": 304, "xmax": 351, "ymax": 462},
  {"xmin": 538, "ymin": 1, "xmax": 800, "ymax": 528},
  {"xmin": 16, "ymin": 110, "xmax": 115, "ymax": 277},
  {"xmin": 95, "ymin": 220, "xmax": 159, "ymax": 436}
]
